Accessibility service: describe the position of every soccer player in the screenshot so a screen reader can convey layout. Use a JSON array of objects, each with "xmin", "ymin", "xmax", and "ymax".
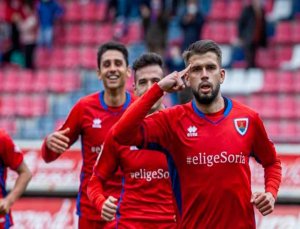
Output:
[
  {"xmin": 0, "ymin": 129, "xmax": 32, "ymax": 228},
  {"xmin": 87, "ymin": 53, "xmax": 177, "ymax": 228},
  {"xmin": 108, "ymin": 40, "xmax": 282, "ymax": 228},
  {"xmin": 41, "ymin": 41, "xmax": 134, "ymax": 229}
]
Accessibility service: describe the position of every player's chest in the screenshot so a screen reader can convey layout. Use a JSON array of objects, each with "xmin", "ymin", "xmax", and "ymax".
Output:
[
  {"xmin": 80, "ymin": 109, "xmax": 123, "ymax": 141},
  {"xmin": 174, "ymin": 116, "xmax": 254, "ymax": 155}
]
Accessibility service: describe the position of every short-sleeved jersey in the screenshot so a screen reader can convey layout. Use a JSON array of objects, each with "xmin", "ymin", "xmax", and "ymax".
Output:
[
  {"xmin": 41, "ymin": 91, "xmax": 134, "ymax": 221},
  {"xmin": 0, "ymin": 129, "xmax": 24, "ymax": 228},
  {"xmin": 94, "ymin": 136, "xmax": 177, "ymax": 227},
  {"xmin": 112, "ymin": 84, "xmax": 282, "ymax": 228}
]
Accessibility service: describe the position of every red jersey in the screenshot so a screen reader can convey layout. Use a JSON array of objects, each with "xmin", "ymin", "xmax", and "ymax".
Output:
[
  {"xmin": 111, "ymin": 84, "xmax": 282, "ymax": 229},
  {"xmin": 41, "ymin": 91, "xmax": 134, "ymax": 221},
  {"xmin": 91, "ymin": 133, "xmax": 177, "ymax": 228},
  {"xmin": 0, "ymin": 129, "xmax": 24, "ymax": 228}
]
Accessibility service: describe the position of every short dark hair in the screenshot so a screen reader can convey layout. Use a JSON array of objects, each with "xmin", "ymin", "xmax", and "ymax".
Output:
[
  {"xmin": 182, "ymin": 40, "xmax": 222, "ymax": 66},
  {"xmin": 132, "ymin": 52, "xmax": 164, "ymax": 82},
  {"xmin": 97, "ymin": 41, "xmax": 129, "ymax": 69}
]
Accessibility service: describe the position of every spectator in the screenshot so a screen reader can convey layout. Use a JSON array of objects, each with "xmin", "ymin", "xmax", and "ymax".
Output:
[
  {"xmin": 2, "ymin": 0, "xmax": 24, "ymax": 65},
  {"xmin": 237, "ymin": 0, "xmax": 267, "ymax": 68},
  {"xmin": 141, "ymin": 0, "xmax": 169, "ymax": 56},
  {"xmin": 179, "ymin": 0, "xmax": 205, "ymax": 51},
  {"xmin": 37, "ymin": 0, "xmax": 63, "ymax": 49},
  {"xmin": 16, "ymin": 2, "xmax": 38, "ymax": 69}
]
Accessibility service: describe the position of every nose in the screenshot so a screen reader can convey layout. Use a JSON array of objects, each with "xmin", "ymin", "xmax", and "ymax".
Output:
[
  {"xmin": 201, "ymin": 68, "xmax": 209, "ymax": 79},
  {"xmin": 108, "ymin": 63, "xmax": 117, "ymax": 72}
]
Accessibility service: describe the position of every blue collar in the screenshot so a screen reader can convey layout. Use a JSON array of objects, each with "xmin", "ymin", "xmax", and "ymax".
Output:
[
  {"xmin": 99, "ymin": 91, "xmax": 131, "ymax": 111},
  {"xmin": 192, "ymin": 97, "xmax": 232, "ymax": 124}
]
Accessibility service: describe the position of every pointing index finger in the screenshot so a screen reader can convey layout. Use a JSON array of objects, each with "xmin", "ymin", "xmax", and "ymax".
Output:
[{"xmin": 178, "ymin": 64, "xmax": 191, "ymax": 78}]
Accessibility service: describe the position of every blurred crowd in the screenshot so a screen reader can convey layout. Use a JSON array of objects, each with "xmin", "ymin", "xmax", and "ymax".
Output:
[{"xmin": 1, "ymin": 0, "xmax": 300, "ymax": 104}]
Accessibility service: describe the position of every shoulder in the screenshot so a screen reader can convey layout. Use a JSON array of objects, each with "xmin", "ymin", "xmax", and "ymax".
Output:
[
  {"xmin": 152, "ymin": 103, "xmax": 192, "ymax": 120},
  {"xmin": 74, "ymin": 92, "xmax": 100, "ymax": 109},
  {"xmin": 231, "ymin": 99, "xmax": 260, "ymax": 119}
]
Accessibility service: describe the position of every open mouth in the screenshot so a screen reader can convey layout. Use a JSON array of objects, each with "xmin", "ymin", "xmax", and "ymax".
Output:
[
  {"xmin": 107, "ymin": 75, "xmax": 119, "ymax": 80},
  {"xmin": 200, "ymin": 83, "xmax": 212, "ymax": 93}
]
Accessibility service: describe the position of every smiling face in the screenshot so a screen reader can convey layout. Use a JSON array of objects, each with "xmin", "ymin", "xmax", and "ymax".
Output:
[
  {"xmin": 97, "ymin": 50, "xmax": 130, "ymax": 91},
  {"xmin": 186, "ymin": 52, "xmax": 225, "ymax": 105}
]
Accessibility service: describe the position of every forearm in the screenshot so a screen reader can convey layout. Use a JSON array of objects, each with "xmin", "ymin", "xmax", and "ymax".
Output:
[
  {"xmin": 264, "ymin": 158, "xmax": 282, "ymax": 199},
  {"xmin": 6, "ymin": 164, "xmax": 32, "ymax": 206},
  {"xmin": 112, "ymin": 83, "xmax": 164, "ymax": 145},
  {"xmin": 87, "ymin": 174, "xmax": 106, "ymax": 212}
]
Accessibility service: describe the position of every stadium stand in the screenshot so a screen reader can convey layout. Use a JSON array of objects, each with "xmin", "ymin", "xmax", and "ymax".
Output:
[{"xmin": 0, "ymin": 0, "xmax": 299, "ymax": 144}]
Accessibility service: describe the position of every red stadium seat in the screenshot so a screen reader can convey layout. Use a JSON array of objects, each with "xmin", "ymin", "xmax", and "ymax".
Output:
[
  {"xmin": 263, "ymin": 70, "xmax": 278, "ymax": 92},
  {"xmin": 273, "ymin": 21, "xmax": 293, "ymax": 44},
  {"xmin": 65, "ymin": 24, "xmax": 82, "ymax": 45},
  {"xmin": 293, "ymin": 70, "xmax": 300, "ymax": 92},
  {"xmin": 208, "ymin": 1, "xmax": 227, "ymax": 20},
  {"xmin": 31, "ymin": 95, "xmax": 48, "ymax": 116},
  {"xmin": 0, "ymin": 2, "xmax": 6, "ymax": 20},
  {"xmin": 292, "ymin": 20, "xmax": 300, "ymax": 43},
  {"xmin": 0, "ymin": 95, "xmax": 16, "ymax": 116},
  {"xmin": 261, "ymin": 95, "xmax": 279, "ymax": 119},
  {"xmin": 81, "ymin": 2, "xmax": 107, "ymax": 22},
  {"xmin": 64, "ymin": 47, "xmax": 80, "ymax": 68},
  {"xmin": 280, "ymin": 121, "xmax": 298, "ymax": 141},
  {"xmin": 16, "ymin": 94, "xmax": 33, "ymax": 117},
  {"xmin": 81, "ymin": 46, "xmax": 97, "ymax": 69},
  {"xmin": 123, "ymin": 21, "xmax": 142, "ymax": 44},
  {"xmin": 81, "ymin": 24, "xmax": 100, "ymax": 45},
  {"xmin": 276, "ymin": 46, "xmax": 292, "ymax": 66},
  {"xmin": 32, "ymin": 70, "xmax": 49, "ymax": 92},
  {"xmin": 49, "ymin": 48, "xmax": 65, "ymax": 68},
  {"xmin": 64, "ymin": 2, "xmax": 82, "ymax": 22},
  {"xmin": 18, "ymin": 70, "xmax": 34, "ymax": 92},
  {"xmin": 227, "ymin": 0, "xmax": 243, "ymax": 20},
  {"xmin": 255, "ymin": 48, "xmax": 277, "ymax": 68},
  {"xmin": 279, "ymin": 95, "xmax": 296, "ymax": 119},
  {"xmin": 2, "ymin": 69, "xmax": 19, "ymax": 92},
  {"xmin": 247, "ymin": 95, "xmax": 263, "ymax": 111},
  {"xmin": 277, "ymin": 71, "xmax": 294, "ymax": 92},
  {"xmin": 265, "ymin": 121, "xmax": 280, "ymax": 140}
]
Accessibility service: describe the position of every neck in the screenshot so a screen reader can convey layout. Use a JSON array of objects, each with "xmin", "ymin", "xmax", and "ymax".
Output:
[
  {"xmin": 103, "ymin": 88, "xmax": 127, "ymax": 107},
  {"xmin": 194, "ymin": 95, "xmax": 225, "ymax": 114}
]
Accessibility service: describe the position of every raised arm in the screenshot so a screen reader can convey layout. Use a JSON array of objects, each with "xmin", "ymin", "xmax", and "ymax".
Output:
[{"xmin": 112, "ymin": 67, "xmax": 190, "ymax": 146}]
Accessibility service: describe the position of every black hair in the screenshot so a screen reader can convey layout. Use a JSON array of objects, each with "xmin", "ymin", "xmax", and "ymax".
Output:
[{"xmin": 97, "ymin": 41, "xmax": 129, "ymax": 69}]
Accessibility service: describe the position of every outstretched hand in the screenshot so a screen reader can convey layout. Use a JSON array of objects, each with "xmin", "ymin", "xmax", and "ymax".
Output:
[{"xmin": 158, "ymin": 64, "xmax": 191, "ymax": 93}]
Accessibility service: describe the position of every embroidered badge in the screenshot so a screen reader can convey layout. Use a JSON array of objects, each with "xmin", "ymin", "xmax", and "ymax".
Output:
[{"xmin": 234, "ymin": 118, "xmax": 248, "ymax": 136}]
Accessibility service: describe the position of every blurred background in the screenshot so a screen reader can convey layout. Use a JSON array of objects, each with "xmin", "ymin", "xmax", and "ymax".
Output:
[{"xmin": 0, "ymin": 0, "xmax": 299, "ymax": 228}]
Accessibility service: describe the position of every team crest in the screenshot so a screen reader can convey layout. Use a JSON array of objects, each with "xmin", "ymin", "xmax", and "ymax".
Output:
[{"xmin": 234, "ymin": 118, "xmax": 248, "ymax": 136}]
